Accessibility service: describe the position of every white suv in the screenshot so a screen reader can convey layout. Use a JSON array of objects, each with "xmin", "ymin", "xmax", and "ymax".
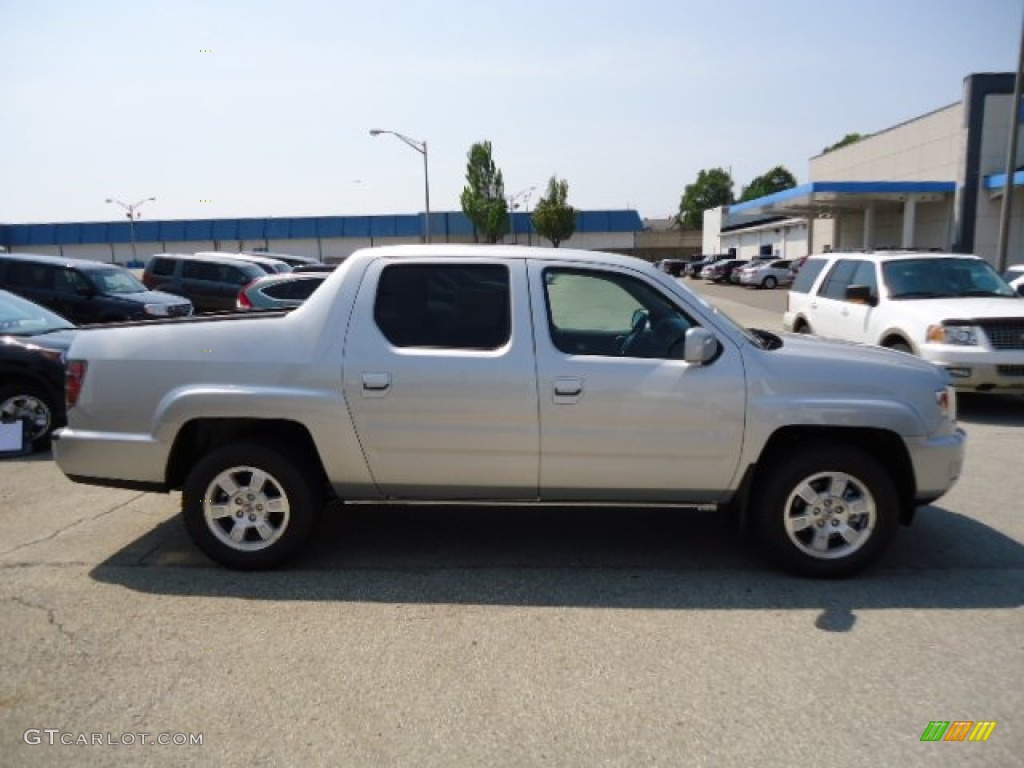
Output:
[{"xmin": 783, "ymin": 251, "xmax": 1024, "ymax": 393}]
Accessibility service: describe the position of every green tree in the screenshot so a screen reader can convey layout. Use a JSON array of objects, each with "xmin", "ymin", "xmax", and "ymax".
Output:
[
  {"xmin": 822, "ymin": 133, "xmax": 864, "ymax": 154},
  {"xmin": 531, "ymin": 176, "xmax": 576, "ymax": 248},
  {"xmin": 677, "ymin": 168, "xmax": 734, "ymax": 229},
  {"xmin": 738, "ymin": 165, "xmax": 797, "ymax": 202},
  {"xmin": 460, "ymin": 141, "xmax": 509, "ymax": 243}
]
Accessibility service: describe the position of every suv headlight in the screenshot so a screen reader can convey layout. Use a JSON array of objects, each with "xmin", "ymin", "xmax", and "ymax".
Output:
[
  {"xmin": 926, "ymin": 324, "xmax": 978, "ymax": 345},
  {"xmin": 144, "ymin": 303, "xmax": 170, "ymax": 317}
]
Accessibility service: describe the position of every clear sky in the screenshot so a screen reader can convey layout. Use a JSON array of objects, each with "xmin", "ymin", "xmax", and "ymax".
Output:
[{"xmin": 1, "ymin": 0, "xmax": 1022, "ymax": 224}]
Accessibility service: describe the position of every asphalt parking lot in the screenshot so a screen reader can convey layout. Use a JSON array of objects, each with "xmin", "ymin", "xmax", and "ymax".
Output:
[{"xmin": 1, "ymin": 278, "xmax": 1021, "ymax": 767}]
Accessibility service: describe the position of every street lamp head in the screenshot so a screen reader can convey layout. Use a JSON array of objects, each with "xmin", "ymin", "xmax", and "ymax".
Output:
[
  {"xmin": 104, "ymin": 198, "xmax": 114, "ymax": 203},
  {"xmin": 369, "ymin": 129, "xmax": 383, "ymax": 136}
]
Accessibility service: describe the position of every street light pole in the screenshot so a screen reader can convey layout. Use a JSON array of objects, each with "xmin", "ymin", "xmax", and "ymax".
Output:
[
  {"xmin": 369, "ymin": 129, "xmax": 431, "ymax": 243},
  {"xmin": 507, "ymin": 186, "xmax": 536, "ymax": 245},
  {"xmin": 105, "ymin": 196, "xmax": 156, "ymax": 264}
]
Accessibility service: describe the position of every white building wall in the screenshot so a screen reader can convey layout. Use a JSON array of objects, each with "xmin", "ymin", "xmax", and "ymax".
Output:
[
  {"xmin": 810, "ymin": 103, "xmax": 964, "ymax": 182},
  {"xmin": 702, "ymin": 207, "xmax": 724, "ymax": 253},
  {"xmin": 719, "ymin": 219, "xmax": 809, "ymax": 260}
]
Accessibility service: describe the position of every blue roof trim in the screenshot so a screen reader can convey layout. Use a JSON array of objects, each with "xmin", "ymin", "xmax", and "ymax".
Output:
[
  {"xmin": 728, "ymin": 181, "xmax": 957, "ymax": 214},
  {"xmin": 983, "ymin": 170, "xmax": 1024, "ymax": 189},
  {"xmin": 0, "ymin": 210, "xmax": 643, "ymax": 248}
]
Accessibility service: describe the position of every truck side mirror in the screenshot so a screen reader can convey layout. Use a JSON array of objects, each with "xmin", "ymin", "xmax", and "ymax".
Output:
[{"xmin": 683, "ymin": 327, "xmax": 718, "ymax": 365}]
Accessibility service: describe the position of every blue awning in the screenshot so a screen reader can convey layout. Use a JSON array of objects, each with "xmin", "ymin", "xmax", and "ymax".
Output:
[{"xmin": 726, "ymin": 181, "xmax": 956, "ymax": 223}]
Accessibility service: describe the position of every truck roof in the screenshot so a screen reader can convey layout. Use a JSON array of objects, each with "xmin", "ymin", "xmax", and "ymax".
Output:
[{"xmin": 349, "ymin": 244, "xmax": 649, "ymax": 270}]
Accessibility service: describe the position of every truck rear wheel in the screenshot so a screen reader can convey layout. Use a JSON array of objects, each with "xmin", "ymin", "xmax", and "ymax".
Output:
[
  {"xmin": 182, "ymin": 442, "xmax": 322, "ymax": 569},
  {"xmin": 753, "ymin": 445, "xmax": 899, "ymax": 577}
]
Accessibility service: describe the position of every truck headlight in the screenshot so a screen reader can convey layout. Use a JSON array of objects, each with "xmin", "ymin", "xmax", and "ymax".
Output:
[
  {"xmin": 144, "ymin": 303, "xmax": 170, "ymax": 317},
  {"xmin": 926, "ymin": 324, "xmax": 978, "ymax": 345},
  {"xmin": 935, "ymin": 385, "xmax": 957, "ymax": 421}
]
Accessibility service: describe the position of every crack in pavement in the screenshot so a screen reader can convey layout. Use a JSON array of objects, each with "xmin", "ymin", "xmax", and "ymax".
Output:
[
  {"xmin": 0, "ymin": 492, "xmax": 147, "ymax": 557},
  {"xmin": 5, "ymin": 595, "xmax": 81, "ymax": 647}
]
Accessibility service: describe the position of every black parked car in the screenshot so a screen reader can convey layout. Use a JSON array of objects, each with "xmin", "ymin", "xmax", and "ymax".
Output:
[
  {"xmin": 0, "ymin": 289, "xmax": 77, "ymax": 451},
  {"xmin": 0, "ymin": 253, "xmax": 192, "ymax": 324},
  {"xmin": 655, "ymin": 259, "xmax": 690, "ymax": 277}
]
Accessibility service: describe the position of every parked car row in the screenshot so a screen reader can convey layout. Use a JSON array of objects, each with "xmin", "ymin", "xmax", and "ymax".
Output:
[
  {"xmin": 1, "ymin": 250, "xmax": 331, "ymax": 450},
  {"xmin": 657, "ymin": 254, "xmax": 796, "ymax": 289},
  {"xmin": 142, "ymin": 251, "xmax": 332, "ymax": 312}
]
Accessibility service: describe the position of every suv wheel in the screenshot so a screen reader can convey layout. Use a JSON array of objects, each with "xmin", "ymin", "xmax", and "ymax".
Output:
[
  {"xmin": 0, "ymin": 384, "xmax": 55, "ymax": 451},
  {"xmin": 886, "ymin": 341, "xmax": 913, "ymax": 354},
  {"xmin": 182, "ymin": 442, "xmax": 323, "ymax": 569},
  {"xmin": 753, "ymin": 445, "xmax": 899, "ymax": 577},
  {"xmin": 762, "ymin": 276, "xmax": 777, "ymax": 289}
]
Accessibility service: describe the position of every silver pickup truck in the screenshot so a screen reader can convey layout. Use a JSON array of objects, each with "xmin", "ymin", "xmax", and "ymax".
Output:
[{"xmin": 53, "ymin": 245, "xmax": 966, "ymax": 577}]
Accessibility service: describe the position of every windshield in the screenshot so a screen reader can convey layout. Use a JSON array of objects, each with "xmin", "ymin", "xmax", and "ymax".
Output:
[
  {"xmin": 883, "ymin": 258, "xmax": 1016, "ymax": 299},
  {"xmin": 88, "ymin": 268, "xmax": 148, "ymax": 294},
  {"xmin": 0, "ymin": 290, "xmax": 75, "ymax": 335}
]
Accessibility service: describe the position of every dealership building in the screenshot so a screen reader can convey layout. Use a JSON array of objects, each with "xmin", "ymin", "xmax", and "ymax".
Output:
[
  {"xmin": 0, "ymin": 209, "xmax": 647, "ymax": 265},
  {"xmin": 703, "ymin": 72, "xmax": 1024, "ymax": 269}
]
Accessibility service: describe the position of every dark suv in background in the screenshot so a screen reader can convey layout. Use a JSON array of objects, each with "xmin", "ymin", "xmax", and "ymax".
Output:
[
  {"xmin": 685, "ymin": 254, "xmax": 730, "ymax": 278},
  {"xmin": 143, "ymin": 253, "xmax": 266, "ymax": 312},
  {"xmin": 0, "ymin": 253, "xmax": 192, "ymax": 324}
]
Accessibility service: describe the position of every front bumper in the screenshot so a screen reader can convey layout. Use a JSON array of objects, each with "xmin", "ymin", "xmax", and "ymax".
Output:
[
  {"xmin": 905, "ymin": 427, "xmax": 967, "ymax": 503},
  {"xmin": 919, "ymin": 345, "xmax": 1024, "ymax": 392}
]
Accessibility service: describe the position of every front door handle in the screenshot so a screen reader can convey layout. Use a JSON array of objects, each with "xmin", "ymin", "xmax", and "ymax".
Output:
[{"xmin": 553, "ymin": 377, "xmax": 584, "ymax": 403}]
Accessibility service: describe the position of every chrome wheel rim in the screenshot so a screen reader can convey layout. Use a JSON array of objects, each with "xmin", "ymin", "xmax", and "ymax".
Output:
[
  {"xmin": 783, "ymin": 471, "xmax": 876, "ymax": 560},
  {"xmin": 203, "ymin": 466, "xmax": 291, "ymax": 551},
  {"xmin": 0, "ymin": 394, "xmax": 51, "ymax": 441}
]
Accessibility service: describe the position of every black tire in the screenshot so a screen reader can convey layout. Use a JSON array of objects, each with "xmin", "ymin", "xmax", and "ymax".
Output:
[
  {"xmin": 886, "ymin": 341, "xmax": 913, "ymax": 354},
  {"xmin": 762, "ymin": 276, "xmax": 777, "ymax": 289},
  {"xmin": 794, "ymin": 320, "xmax": 812, "ymax": 334},
  {"xmin": 752, "ymin": 445, "xmax": 900, "ymax": 578},
  {"xmin": 0, "ymin": 383, "xmax": 57, "ymax": 451},
  {"xmin": 181, "ymin": 442, "xmax": 323, "ymax": 569}
]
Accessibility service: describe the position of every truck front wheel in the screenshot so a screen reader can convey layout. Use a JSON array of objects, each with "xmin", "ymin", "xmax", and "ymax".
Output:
[
  {"xmin": 182, "ymin": 443, "xmax": 322, "ymax": 569},
  {"xmin": 753, "ymin": 446, "xmax": 900, "ymax": 577}
]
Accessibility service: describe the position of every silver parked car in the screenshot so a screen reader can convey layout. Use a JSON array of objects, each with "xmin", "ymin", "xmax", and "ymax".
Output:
[
  {"xmin": 737, "ymin": 259, "xmax": 794, "ymax": 289},
  {"xmin": 236, "ymin": 273, "xmax": 327, "ymax": 310}
]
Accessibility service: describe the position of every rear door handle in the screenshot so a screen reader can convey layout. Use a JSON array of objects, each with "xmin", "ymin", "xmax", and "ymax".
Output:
[{"xmin": 361, "ymin": 372, "xmax": 391, "ymax": 397}]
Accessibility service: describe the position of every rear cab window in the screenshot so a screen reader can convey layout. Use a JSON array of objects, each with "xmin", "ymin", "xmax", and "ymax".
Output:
[{"xmin": 374, "ymin": 264, "xmax": 511, "ymax": 350}]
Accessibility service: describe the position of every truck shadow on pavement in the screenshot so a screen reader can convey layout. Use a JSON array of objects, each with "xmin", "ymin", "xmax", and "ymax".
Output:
[{"xmin": 89, "ymin": 501, "xmax": 1024, "ymax": 626}]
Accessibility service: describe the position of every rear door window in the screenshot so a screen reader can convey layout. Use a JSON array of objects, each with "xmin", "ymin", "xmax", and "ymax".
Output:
[
  {"xmin": 819, "ymin": 260, "xmax": 861, "ymax": 300},
  {"xmin": 374, "ymin": 264, "xmax": 511, "ymax": 350},
  {"xmin": 182, "ymin": 261, "xmax": 221, "ymax": 281},
  {"xmin": 148, "ymin": 258, "xmax": 175, "ymax": 277},
  {"xmin": 790, "ymin": 258, "xmax": 827, "ymax": 293},
  {"xmin": 6, "ymin": 262, "xmax": 51, "ymax": 289}
]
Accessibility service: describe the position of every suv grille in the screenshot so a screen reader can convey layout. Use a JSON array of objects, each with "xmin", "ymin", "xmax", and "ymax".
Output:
[
  {"xmin": 977, "ymin": 320, "xmax": 1024, "ymax": 350},
  {"xmin": 997, "ymin": 365, "xmax": 1024, "ymax": 377}
]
